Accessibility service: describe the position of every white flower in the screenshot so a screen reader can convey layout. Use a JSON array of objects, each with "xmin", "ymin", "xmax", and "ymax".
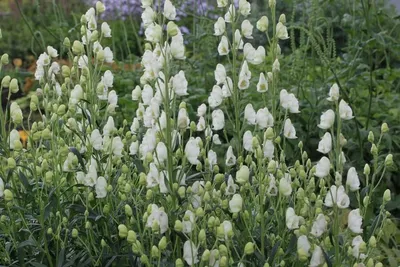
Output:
[
  {"xmin": 90, "ymin": 129, "xmax": 103, "ymax": 150},
  {"xmin": 208, "ymin": 150, "xmax": 217, "ymax": 168},
  {"xmin": 10, "ymin": 102, "xmax": 23, "ymax": 124},
  {"xmin": 141, "ymin": 0, "xmax": 152, "ymax": 8},
  {"xmin": 85, "ymin": 164, "xmax": 98, "ymax": 187},
  {"xmin": 311, "ymin": 214, "xmax": 327, "ymax": 237},
  {"xmin": 214, "ymin": 17, "xmax": 226, "ymax": 36},
  {"xmin": 111, "ymin": 137, "xmax": 124, "ymax": 156},
  {"xmin": 37, "ymin": 52, "xmax": 50, "ymax": 66},
  {"xmin": 272, "ymin": 58, "xmax": 280, "ymax": 72},
  {"xmin": 212, "ymin": 109, "xmax": 225, "ymax": 130},
  {"xmin": 297, "ymin": 235, "xmax": 311, "ymax": 258},
  {"xmin": 142, "ymin": 7, "xmax": 156, "ymax": 27},
  {"xmin": 234, "ymin": 29, "xmax": 244, "ymax": 50},
  {"xmin": 145, "ymin": 23, "xmax": 162, "ymax": 43},
  {"xmin": 222, "ymin": 77, "xmax": 233, "ymax": 97},
  {"xmin": 208, "ymin": 85, "xmax": 224, "ymax": 108},
  {"xmin": 352, "ymin": 236, "xmax": 367, "ymax": 259},
  {"xmin": 238, "ymin": 60, "xmax": 251, "ymax": 90},
  {"xmin": 256, "ymin": 108, "xmax": 274, "ymax": 129},
  {"xmin": 317, "ymin": 132, "xmax": 332, "ymax": 154},
  {"xmin": 172, "ymin": 70, "xmax": 188, "ymax": 96},
  {"xmin": 214, "ymin": 64, "xmax": 226, "ymax": 85},
  {"xmin": 107, "ymin": 90, "xmax": 118, "ymax": 113},
  {"xmin": 104, "ymin": 47, "xmax": 113, "ymax": 63},
  {"xmin": 218, "ymin": 36, "xmax": 230, "ymax": 56},
  {"xmin": 239, "ymin": 0, "xmax": 251, "ymax": 16},
  {"xmin": 182, "ymin": 210, "xmax": 196, "ymax": 234},
  {"xmin": 197, "ymin": 103, "xmax": 207, "ymax": 117},
  {"xmin": 346, "ymin": 167, "xmax": 360, "ymax": 191},
  {"xmin": 177, "ymin": 108, "xmax": 190, "ymax": 129},
  {"xmin": 229, "ymin": 194, "xmax": 243, "ymax": 213},
  {"xmin": 146, "ymin": 204, "xmax": 169, "ymax": 234},
  {"xmin": 318, "ymin": 109, "xmax": 335, "ymax": 129},
  {"xmin": 183, "ymin": 240, "xmax": 199, "ymax": 266},
  {"xmin": 9, "ymin": 129, "xmax": 20, "ymax": 149},
  {"xmin": 324, "ymin": 185, "xmax": 350, "ymax": 209},
  {"xmin": 163, "ymin": 0, "xmax": 176, "ymax": 20},
  {"xmin": 197, "ymin": 116, "xmax": 206, "ymax": 131},
  {"xmin": 225, "ymin": 175, "xmax": 239, "ymax": 195},
  {"xmin": 224, "ymin": 4, "xmax": 236, "ymax": 23},
  {"xmin": 279, "ymin": 174, "xmax": 292, "ymax": 196},
  {"xmin": 225, "ymin": 146, "xmax": 236, "ymax": 167},
  {"xmin": 155, "ymin": 142, "xmax": 168, "ymax": 165},
  {"xmin": 213, "ymin": 134, "xmax": 222, "ymax": 145},
  {"xmin": 147, "ymin": 163, "xmax": 161, "ymax": 188},
  {"xmin": 102, "ymin": 70, "xmax": 114, "ymax": 88},
  {"xmin": 78, "ymin": 55, "xmax": 88, "ymax": 69},
  {"xmin": 171, "ymin": 33, "xmax": 185, "ymax": 60},
  {"xmin": 327, "ymin": 83, "xmax": 339, "ymax": 102},
  {"xmin": 257, "ymin": 16, "xmax": 269, "ymax": 32},
  {"xmin": 47, "ymin": 46, "xmax": 58, "ymax": 57},
  {"xmin": 244, "ymin": 104, "xmax": 256, "ymax": 125},
  {"xmin": 284, "ymin": 119, "xmax": 297, "ymax": 139},
  {"xmin": 103, "ymin": 116, "xmax": 116, "ymax": 136},
  {"xmin": 348, "ymin": 209, "xmax": 363, "ymax": 233},
  {"xmin": 129, "ymin": 141, "xmax": 139, "ymax": 155},
  {"xmin": 280, "ymin": 89, "xmax": 300, "ymax": 113},
  {"xmin": 95, "ymin": 176, "xmax": 107, "ymax": 198},
  {"xmin": 243, "ymin": 131, "xmax": 253, "ymax": 152},
  {"xmin": 185, "ymin": 138, "xmax": 200, "ymax": 165},
  {"xmin": 315, "ymin": 156, "xmax": 330, "ymax": 178},
  {"xmin": 217, "ymin": 0, "xmax": 227, "ymax": 7},
  {"xmin": 141, "ymin": 84, "xmax": 153, "ymax": 105},
  {"xmin": 101, "ymin": 22, "xmax": 112, "ymax": 37},
  {"xmin": 257, "ymin": 73, "xmax": 268, "ymax": 92},
  {"xmin": 310, "ymin": 246, "xmax": 325, "ymax": 267},
  {"xmin": 219, "ymin": 220, "xmax": 234, "ymax": 240},
  {"xmin": 286, "ymin": 207, "xmax": 300, "ymax": 230},
  {"xmin": 276, "ymin": 22, "xmax": 289, "ymax": 40},
  {"xmin": 241, "ymin": 20, "xmax": 253, "ymax": 39},
  {"xmin": 0, "ymin": 178, "xmax": 4, "ymax": 198},
  {"xmin": 339, "ymin": 100, "xmax": 354, "ymax": 120},
  {"xmin": 131, "ymin": 117, "xmax": 140, "ymax": 133},
  {"xmin": 263, "ymin": 140, "xmax": 275, "ymax": 159}
]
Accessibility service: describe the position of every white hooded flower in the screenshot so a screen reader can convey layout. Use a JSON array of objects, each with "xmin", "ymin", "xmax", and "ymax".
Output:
[
  {"xmin": 256, "ymin": 108, "xmax": 274, "ymax": 129},
  {"xmin": 146, "ymin": 204, "xmax": 169, "ymax": 234},
  {"xmin": 183, "ymin": 240, "xmax": 199, "ymax": 266},
  {"xmin": 147, "ymin": 163, "xmax": 161, "ymax": 188},
  {"xmin": 142, "ymin": 7, "xmax": 156, "ymax": 28},
  {"xmin": 47, "ymin": 46, "xmax": 58, "ymax": 57},
  {"xmin": 234, "ymin": 29, "xmax": 244, "ymax": 50},
  {"xmin": 107, "ymin": 90, "xmax": 118, "ymax": 113},
  {"xmin": 236, "ymin": 165, "xmax": 250, "ymax": 184},
  {"xmin": 102, "ymin": 70, "xmax": 114, "ymax": 88},
  {"xmin": 95, "ymin": 176, "xmax": 107, "ymax": 198},
  {"xmin": 286, "ymin": 207, "xmax": 300, "ymax": 230},
  {"xmin": 104, "ymin": 47, "xmax": 113, "ymax": 63},
  {"xmin": 348, "ymin": 209, "xmax": 363, "ymax": 234},
  {"xmin": 224, "ymin": 4, "xmax": 236, "ymax": 23},
  {"xmin": 297, "ymin": 235, "xmax": 311, "ymax": 258},
  {"xmin": 171, "ymin": 33, "xmax": 185, "ymax": 60},
  {"xmin": 214, "ymin": 64, "xmax": 227, "ymax": 85},
  {"xmin": 311, "ymin": 214, "xmax": 327, "ymax": 237},
  {"xmin": 243, "ymin": 131, "xmax": 253, "ymax": 152},
  {"xmin": 141, "ymin": 84, "xmax": 153, "ymax": 105},
  {"xmin": 310, "ymin": 246, "xmax": 325, "ymax": 267},
  {"xmin": 208, "ymin": 85, "xmax": 224, "ymax": 108},
  {"xmin": 0, "ymin": 178, "xmax": 4, "ymax": 198},
  {"xmin": 212, "ymin": 109, "xmax": 225, "ymax": 130},
  {"xmin": 172, "ymin": 70, "xmax": 188, "ymax": 96},
  {"xmin": 225, "ymin": 175, "xmax": 239, "ymax": 195},
  {"xmin": 197, "ymin": 116, "xmax": 206, "ymax": 131},
  {"xmin": 214, "ymin": 17, "xmax": 226, "ymax": 36},
  {"xmin": 318, "ymin": 109, "xmax": 335, "ymax": 129},
  {"xmin": 267, "ymin": 174, "xmax": 278, "ymax": 196},
  {"xmin": 222, "ymin": 77, "xmax": 233, "ymax": 97},
  {"xmin": 257, "ymin": 16, "xmax": 269, "ymax": 32},
  {"xmin": 163, "ymin": 0, "xmax": 176, "ymax": 20},
  {"xmin": 324, "ymin": 185, "xmax": 350, "ymax": 209},
  {"xmin": 155, "ymin": 142, "xmax": 168, "ymax": 165},
  {"xmin": 69, "ymin": 85, "xmax": 84, "ymax": 105},
  {"xmin": 327, "ymin": 83, "xmax": 339, "ymax": 102},
  {"xmin": 315, "ymin": 156, "xmax": 330, "ymax": 178},
  {"xmin": 346, "ymin": 167, "xmax": 360, "ymax": 191},
  {"xmin": 284, "ymin": 119, "xmax": 297, "ymax": 139},
  {"xmin": 239, "ymin": 0, "xmax": 251, "ymax": 16},
  {"xmin": 238, "ymin": 60, "xmax": 251, "ymax": 90},
  {"xmin": 225, "ymin": 146, "xmax": 236, "ymax": 167},
  {"xmin": 208, "ymin": 150, "xmax": 217, "ymax": 168},
  {"xmin": 339, "ymin": 100, "xmax": 354, "ymax": 120},
  {"xmin": 244, "ymin": 104, "xmax": 256, "ymax": 125},
  {"xmin": 317, "ymin": 132, "xmax": 332, "ymax": 154},
  {"xmin": 241, "ymin": 20, "xmax": 253, "ymax": 39},
  {"xmin": 351, "ymin": 235, "xmax": 367, "ymax": 259},
  {"xmin": 129, "ymin": 141, "xmax": 139, "ymax": 155},
  {"xmin": 276, "ymin": 22, "xmax": 289, "ymax": 40},
  {"xmin": 177, "ymin": 108, "xmax": 190, "ymax": 129},
  {"xmin": 218, "ymin": 36, "xmax": 230, "ymax": 56},
  {"xmin": 257, "ymin": 72, "xmax": 268, "ymax": 92},
  {"xmin": 197, "ymin": 103, "xmax": 207, "ymax": 117},
  {"xmin": 9, "ymin": 129, "xmax": 20, "ymax": 150},
  {"xmin": 103, "ymin": 116, "xmax": 116, "ymax": 137},
  {"xmin": 111, "ymin": 137, "xmax": 124, "ymax": 156},
  {"xmin": 182, "ymin": 210, "xmax": 196, "ymax": 234},
  {"xmin": 229, "ymin": 194, "xmax": 243, "ymax": 213},
  {"xmin": 145, "ymin": 23, "xmax": 162, "ymax": 43},
  {"xmin": 279, "ymin": 174, "xmax": 292, "ymax": 196},
  {"xmin": 90, "ymin": 129, "xmax": 103, "ymax": 150},
  {"xmin": 263, "ymin": 140, "xmax": 275, "ymax": 159},
  {"xmin": 280, "ymin": 89, "xmax": 300, "ymax": 113},
  {"xmin": 84, "ymin": 164, "xmax": 98, "ymax": 187},
  {"xmin": 101, "ymin": 22, "xmax": 112, "ymax": 37},
  {"xmin": 217, "ymin": 0, "xmax": 227, "ymax": 7},
  {"xmin": 185, "ymin": 138, "xmax": 200, "ymax": 165}
]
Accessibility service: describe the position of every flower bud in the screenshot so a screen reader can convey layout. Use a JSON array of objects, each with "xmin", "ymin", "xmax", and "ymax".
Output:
[
  {"xmin": 1, "ymin": 53, "xmax": 9, "ymax": 65},
  {"xmin": 7, "ymin": 158, "xmax": 16, "ymax": 169},
  {"xmin": 167, "ymin": 21, "xmax": 179, "ymax": 37},
  {"xmin": 370, "ymin": 144, "xmax": 378, "ymax": 156},
  {"xmin": 174, "ymin": 220, "xmax": 183, "ymax": 232},
  {"xmin": 220, "ymin": 256, "xmax": 228, "ymax": 267},
  {"xmin": 158, "ymin": 236, "xmax": 167, "ymax": 251},
  {"xmin": 96, "ymin": 1, "xmax": 105, "ymax": 13},
  {"xmin": 257, "ymin": 16, "xmax": 269, "ymax": 32},
  {"xmin": 72, "ymin": 41, "xmax": 84, "ymax": 55},
  {"xmin": 279, "ymin": 14, "xmax": 286, "ymax": 24},
  {"xmin": 201, "ymin": 249, "xmax": 210, "ymax": 262},
  {"xmin": 269, "ymin": 0, "xmax": 276, "ymax": 8},
  {"xmin": 367, "ymin": 259, "xmax": 374, "ymax": 267},
  {"xmin": 140, "ymin": 255, "xmax": 149, "ymax": 265},
  {"xmin": 375, "ymin": 262, "xmax": 383, "ymax": 267},
  {"xmin": 175, "ymin": 259, "xmax": 184, "ymax": 267},
  {"xmin": 72, "ymin": 228, "xmax": 78, "ymax": 238},
  {"xmin": 10, "ymin": 78, "xmax": 19, "ymax": 93},
  {"xmin": 381, "ymin": 123, "xmax": 389, "ymax": 133},
  {"xmin": 267, "ymin": 160, "xmax": 276, "ymax": 173},
  {"xmin": 385, "ymin": 154, "xmax": 393, "ymax": 167},
  {"xmin": 244, "ymin": 242, "xmax": 255, "ymax": 255},
  {"xmin": 363, "ymin": 196, "xmax": 370, "ymax": 207},
  {"xmin": 383, "ymin": 189, "xmax": 391, "ymax": 202},
  {"xmin": 198, "ymin": 229, "xmax": 206, "ymax": 243},
  {"xmin": 118, "ymin": 224, "xmax": 128, "ymax": 238},
  {"xmin": 4, "ymin": 189, "xmax": 13, "ymax": 201},
  {"xmin": 1, "ymin": 76, "xmax": 11, "ymax": 87}
]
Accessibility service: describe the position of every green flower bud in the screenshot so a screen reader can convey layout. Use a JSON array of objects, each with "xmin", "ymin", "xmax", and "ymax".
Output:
[
  {"xmin": 385, "ymin": 154, "xmax": 393, "ymax": 167},
  {"xmin": 219, "ymin": 256, "xmax": 228, "ymax": 267},
  {"xmin": 158, "ymin": 236, "xmax": 167, "ymax": 251},
  {"xmin": 383, "ymin": 189, "xmax": 391, "ymax": 202},
  {"xmin": 267, "ymin": 160, "xmax": 276, "ymax": 173},
  {"xmin": 7, "ymin": 158, "xmax": 16, "ymax": 169},
  {"xmin": 1, "ymin": 53, "xmax": 9, "ymax": 65},
  {"xmin": 265, "ymin": 127, "xmax": 274, "ymax": 140},
  {"xmin": 63, "ymin": 37, "xmax": 71, "ymax": 48},
  {"xmin": 219, "ymin": 244, "xmax": 228, "ymax": 256},
  {"xmin": 201, "ymin": 249, "xmax": 210, "ymax": 262},
  {"xmin": 1, "ymin": 76, "xmax": 11, "ymax": 87},
  {"xmin": 244, "ymin": 242, "xmax": 255, "ymax": 255},
  {"xmin": 198, "ymin": 229, "xmax": 206, "ymax": 243},
  {"xmin": 125, "ymin": 204, "xmax": 133, "ymax": 217},
  {"xmin": 174, "ymin": 220, "xmax": 183, "ymax": 232},
  {"xmin": 47, "ymin": 227, "xmax": 53, "ymax": 235},
  {"xmin": 363, "ymin": 196, "xmax": 370, "ymax": 207},
  {"xmin": 85, "ymin": 221, "xmax": 91, "ymax": 229},
  {"xmin": 101, "ymin": 239, "xmax": 107, "ymax": 248},
  {"xmin": 4, "ymin": 189, "xmax": 13, "ymax": 201},
  {"xmin": 370, "ymin": 144, "xmax": 378, "ymax": 156},
  {"xmin": 364, "ymin": 164, "xmax": 370, "ymax": 175},
  {"xmin": 10, "ymin": 78, "xmax": 19, "ymax": 93},
  {"xmin": 72, "ymin": 228, "xmax": 78, "ymax": 238},
  {"xmin": 118, "ymin": 224, "xmax": 128, "ymax": 238},
  {"xmin": 208, "ymin": 216, "xmax": 215, "ymax": 228},
  {"xmin": 366, "ymin": 259, "xmax": 374, "ymax": 267},
  {"xmin": 72, "ymin": 41, "xmax": 84, "ymax": 55},
  {"xmin": 41, "ymin": 128, "xmax": 51, "ymax": 140},
  {"xmin": 369, "ymin": 236, "xmax": 377, "ymax": 248},
  {"xmin": 381, "ymin": 123, "xmax": 389, "ymax": 133},
  {"xmin": 140, "ymin": 255, "xmax": 149, "ymax": 265},
  {"xmin": 151, "ymin": 245, "xmax": 159, "ymax": 258},
  {"xmin": 375, "ymin": 262, "xmax": 383, "ymax": 267},
  {"xmin": 368, "ymin": 131, "xmax": 375, "ymax": 143},
  {"xmin": 127, "ymin": 230, "xmax": 137, "ymax": 243},
  {"xmin": 167, "ymin": 21, "xmax": 179, "ymax": 37},
  {"xmin": 96, "ymin": 1, "xmax": 105, "ymax": 13},
  {"xmin": 90, "ymin": 30, "xmax": 99, "ymax": 42},
  {"xmin": 175, "ymin": 259, "xmax": 184, "ymax": 267}
]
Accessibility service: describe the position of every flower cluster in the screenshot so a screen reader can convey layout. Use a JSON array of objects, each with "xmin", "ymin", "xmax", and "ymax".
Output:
[{"xmin": 0, "ymin": 1, "xmax": 394, "ymax": 266}]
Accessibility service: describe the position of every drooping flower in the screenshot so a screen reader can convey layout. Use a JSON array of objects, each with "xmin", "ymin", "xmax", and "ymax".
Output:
[
  {"xmin": 324, "ymin": 185, "xmax": 350, "ymax": 209},
  {"xmin": 339, "ymin": 100, "xmax": 354, "ymax": 120},
  {"xmin": 225, "ymin": 146, "xmax": 236, "ymax": 167},
  {"xmin": 279, "ymin": 174, "xmax": 292, "ymax": 196},
  {"xmin": 327, "ymin": 83, "xmax": 339, "ymax": 102},
  {"xmin": 214, "ymin": 17, "xmax": 226, "ymax": 36},
  {"xmin": 317, "ymin": 132, "xmax": 332, "ymax": 154},
  {"xmin": 263, "ymin": 140, "xmax": 274, "ymax": 159},
  {"xmin": 163, "ymin": 0, "xmax": 176, "ymax": 20},
  {"xmin": 208, "ymin": 85, "xmax": 223, "ymax": 108},
  {"xmin": 280, "ymin": 89, "xmax": 300, "ymax": 113},
  {"xmin": 348, "ymin": 209, "xmax": 363, "ymax": 234},
  {"xmin": 95, "ymin": 176, "xmax": 107, "ymax": 198},
  {"xmin": 183, "ymin": 240, "xmax": 199, "ymax": 266},
  {"xmin": 185, "ymin": 138, "xmax": 200, "ymax": 165},
  {"xmin": 244, "ymin": 104, "xmax": 256, "ymax": 125},
  {"xmin": 346, "ymin": 167, "xmax": 360, "ymax": 191},
  {"xmin": 10, "ymin": 102, "xmax": 23, "ymax": 124},
  {"xmin": 214, "ymin": 64, "xmax": 227, "ymax": 85},
  {"xmin": 229, "ymin": 194, "xmax": 243, "ymax": 213},
  {"xmin": 197, "ymin": 103, "xmax": 207, "ymax": 117},
  {"xmin": 225, "ymin": 175, "xmax": 239, "ymax": 195},
  {"xmin": 257, "ymin": 16, "xmax": 269, "ymax": 32},
  {"xmin": 236, "ymin": 165, "xmax": 250, "ymax": 184},
  {"xmin": 224, "ymin": 4, "xmax": 236, "ymax": 23},
  {"xmin": 172, "ymin": 70, "xmax": 188, "ymax": 96},
  {"xmin": 311, "ymin": 214, "xmax": 327, "ymax": 237},
  {"xmin": 310, "ymin": 246, "xmax": 325, "ymax": 267},
  {"xmin": 177, "ymin": 108, "xmax": 190, "ymax": 129},
  {"xmin": 146, "ymin": 204, "xmax": 169, "ymax": 234},
  {"xmin": 318, "ymin": 109, "xmax": 335, "ymax": 129},
  {"xmin": 297, "ymin": 235, "xmax": 311, "ymax": 259},
  {"xmin": 145, "ymin": 23, "xmax": 162, "ymax": 43},
  {"xmin": 212, "ymin": 109, "xmax": 225, "ymax": 130},
  {"xmin": 257, "ymin": 72, "xmax": 268, "ymax": 92},
  {"xmin": 243, "ymin": 131, "xmax": 253, "ymax": 152},
  {"xmin": 276, "ymin": 22, "xmax": 289, "ymax": 39},
  {"xmin": 90, "ymin": 129, "xmax": 103, "ymax": 150},
  {"xmin": 284, "ymin": 119, "xmax": 297, "ymax": 139},
  {"xmin": 218, "ymin": 36, "xmax": 230, "ymax": 56},
  {"xmin": 286, "ymin": 207, "xmax": 300, "ymax": 230},
  {"xmin": 241, "ymin": 20, "xmax": 253, "ymax": 39},
  {"xmin": 315, "ymin": 157, "xmax": 330, "ymax": 178},
  {"xmin": 8, "ymin": 129, "xmax": 20, "ymax": 150},
  {"xmin": 111, "ymin": 136, "xmax": 124, "ymax": 156},
  {"xmin": 256, "ymin": 108, "xmax": 273, "ymax": 129}
]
